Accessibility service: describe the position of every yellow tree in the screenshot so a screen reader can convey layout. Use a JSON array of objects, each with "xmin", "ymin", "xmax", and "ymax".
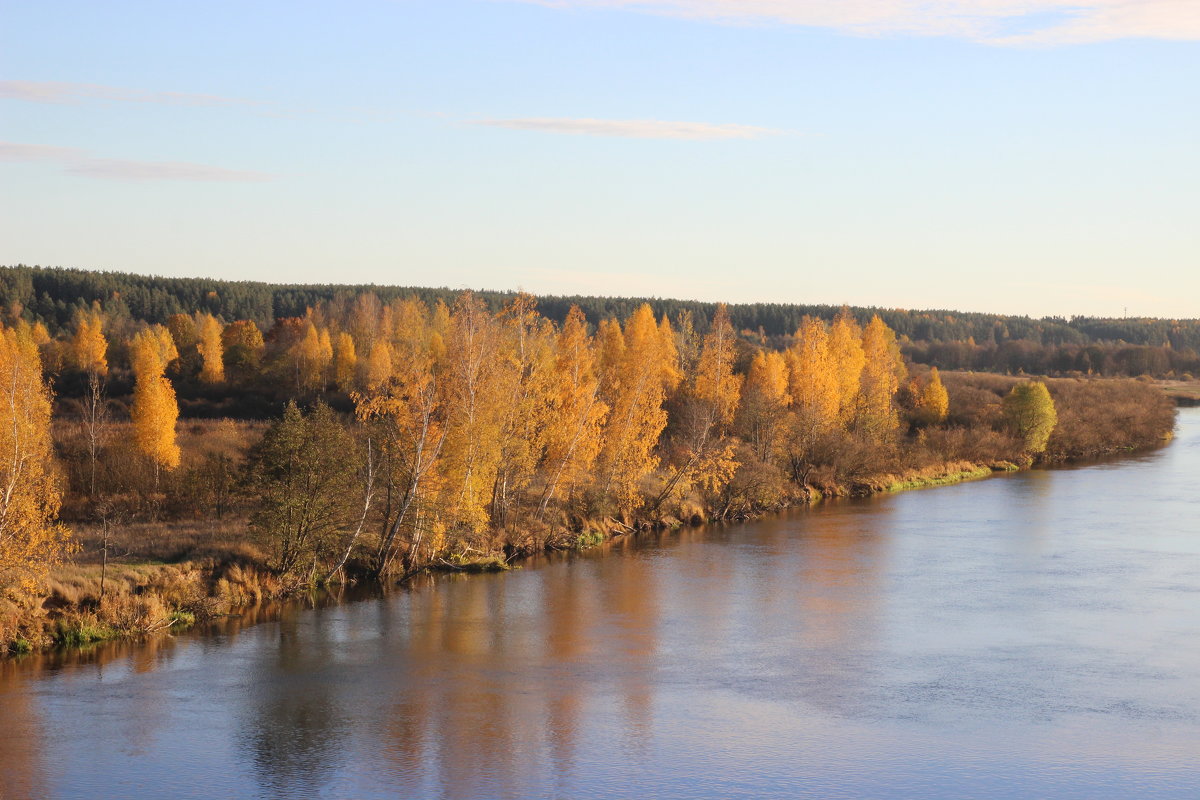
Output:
[
  {"xmin": 858, "ymin": 315, "xmax": 906, "ymax": 440},
  {"xmin": 195, "ymin": 313, "xmax": 225, "ymax": 383},
  {"xmin": 356, "ymin": 299, "xmax": 446, "ymax": 576},
  {"xmin": 489, "ymin": 294, "xmax": 557, "ymax": 527},
  {"xmin": 291, "ymin": 321, "xmax": 332, "ymax": 391},
  {"xmin": 70, "ymin": 306, "xmax": 109, "ymax": 496},
  {"xmin": 785, "ymin": 317, "xmax": 842, "ymax": 486},
  {"xmin": 737, "ymin": 349, "xmax": 790, "ymax": 463},
  {"xmin": 222, "ymin": 319, "xmax": 265, "ymax": 376},
  {"xmin": 657, "ymin": 304, "xmax": 742, "ymax": 508},
  {"xmin": 363, "ymin": 340, "xmax": 393, "ymax": 390},
  {"xmin": 827, "ymin": 308, "xmax": 866, "ymax": 424},
  {"xmin": 0, "ymin": 323, "xmax": 67, "ymax": 601},
  {"xmin": 596, "ymin": 304, "xmax": 679, "ymax": 512},
  {"xmin": 536, "ymin": 306, "xmax": 608, "ymax": 517},
  {"xmin": 332, "ymin": 331, "xmax": 357, "ymax": 390},
  {"xmin": 914, "ymin": 367, "xmax": 950, "ymax": 426},
  {"xmin": 70, "ymin": 305, "xmax": 108, "ymax": 376},
  {"xmin": 440, "ymin": 292, "xmax": 505, "ymax": 534},
  {"xmin": 130, "ymin": 325, "xmax": 181, "ymax": 479}
]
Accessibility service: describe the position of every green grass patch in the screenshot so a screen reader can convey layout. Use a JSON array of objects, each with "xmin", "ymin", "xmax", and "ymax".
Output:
[
  {"xmin": 886, "ymin": 466, "xmax": 994, "ymax": 493},
  {"xmin": 573, "ymin": 530, "xmax": 607, "ymax": 550},
  {"xmin": 52, "ymin": 618, "xmax": 115, "ymax": 648}
]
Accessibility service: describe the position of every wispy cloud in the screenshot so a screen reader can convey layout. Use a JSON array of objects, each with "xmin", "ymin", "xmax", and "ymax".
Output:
[
  {"xmin": 0, "ymin": 141, "xmax": 273, "ymax": 182},
  {"xmin": 0, "ymin": 80, "xmax": 265, "ymax": 108},
  {"xmin": 509, "ymin": 1, "xmax": 1200, "ymax": 44},
  {"xmin": 472, "ymin": 117, "xmax": 780, "ymax": 139}
]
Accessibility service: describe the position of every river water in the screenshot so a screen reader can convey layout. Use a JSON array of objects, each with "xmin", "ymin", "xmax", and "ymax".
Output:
[{"xmin": 3, "ymin": 410, "xmax": 1199, "ymax": 799}]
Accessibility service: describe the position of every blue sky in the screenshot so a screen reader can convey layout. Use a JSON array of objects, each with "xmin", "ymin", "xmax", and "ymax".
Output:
[{"xmin": 2, "ymin": 0, "xmax": 1197, "ymax": 318}]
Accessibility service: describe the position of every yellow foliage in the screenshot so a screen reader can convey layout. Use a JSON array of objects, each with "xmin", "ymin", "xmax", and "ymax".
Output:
[
  {"xmin": 538, "ymin": 306, "xmax": 608, "ymax": 514},
  {"xmin": 130, "ymin": 326, "xmax": 181, "ymax": 471},
  {"xmin": 596, "ymin": 304, "xmax": 678, "ymax": 511},
  {"xmin": 788, "ymin": 316, "xmax": 841, "ymax": 435},
  {"xmin": 858, "ymin": 315, "xmax": 905, "ymax": 439},
  {"xmin": 828, "ymin": 309, "xmax": 865, "ymax": 423},
  {"xmin": 916, "ymin": 367, "xmax": 950, "ymax": 425},
  {"xmin": 195, "ymin": 313, "xmax": 225, "ymax": 383},
  {"xmin": 333, "ymin": 331, "xmax": 357, "ymax": 390},
  {"xmin": 0, "ymin": 324, "xmax": 67, "ymax": 600},
  {"xmin": 738, "ymin": 349, "xmax": 790, "ymax": 462},
  {"xmin": 70, "ymin": 306, "xmax": 108, "ymax": 376},
  {"xmin": 363, "ymin": 340, "xmax": 393, "ymax": 390}
]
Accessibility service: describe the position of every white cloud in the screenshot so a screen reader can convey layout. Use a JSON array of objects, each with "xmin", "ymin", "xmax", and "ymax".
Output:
[
  {"xmin": 510, "ymin": 1, "xmax": 1200, "ymax": 44},
  {"xmin": 0, "ymin": 140, "xmax": 272, "ymax": 182},
  {"xmin": 472, "ymin": 117, "xmax": 780, "ymax": 139},
  {"xmin": 0, "ymin": 80, "xmax": 263, "ymax": 108}
]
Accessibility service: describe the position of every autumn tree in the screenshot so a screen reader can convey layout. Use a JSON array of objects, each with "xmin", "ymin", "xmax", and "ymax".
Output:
[
  {"xmin": 784, "ymin": 317, "xmax": 841, "ymax": 486},
  {"xmin": 913, "ymin": 367, "xmax": 949, "ymax": 427},
  {"xmin": 857, "ymin": 315, "xmax": 906, "ymax": 440},
  {"xmin": 291, "ymin": 321, "xmax": 332, "ymax": 391},
  {"xmin": 130, "ymin": 325, "xmax": 181, "ymax": 480},
  {"xmin": 222, "ymin": 319, "xmax": 265, "ymax": 378},
  {"xmin": 440, "ymin": 292, "xmax": 505, "ymax": 534},
  {"xmin": 1003, "ymin": 381, "xmax": 1057, "ymax": 455},
  {"xmin": 827, "ymin": 309, "xmax": 866, "ymax": 424},
  {"xmin": 656, "ymin": 304, "xmax": 741, "ymax": 508},
  {"xmin": 195, "ymin": 312, "xmax": 225, "ymax": 383},
  {"xmin": 70, "ymin": 306, "xmax": 109, "ymax": 497},
  {"xmin": 536, "ymin": 306, "xmax": 607, "ymax": 518},
  {"xmin": 736, "ymin": 349, "xmax": 790, "ymax": 463},
  {"xmin": 595, "ymin": 304, "xmax": 679, "ymax": 512},
  {"xmin": 332, "ymin": 332, "xmax": 357, "ymax": 391},
  {"xmin": 0, "ymin": 323, "xmax": 67, "ymax": 602},
  {"xmin": 355, "ymin": 301, "xmax": 446, "ymax": 576},
  {"xmin": 488, "ymin": 294, "xmax": 556, "ymax": 528}
]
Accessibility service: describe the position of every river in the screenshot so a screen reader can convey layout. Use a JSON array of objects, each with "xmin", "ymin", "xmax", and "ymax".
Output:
[{"xmin": 2, "ymin": 409, "xmax": 1199, "ymax": 799}]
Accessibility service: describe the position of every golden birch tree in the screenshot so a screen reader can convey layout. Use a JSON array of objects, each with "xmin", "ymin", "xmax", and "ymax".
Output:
[
  {"xmin": 596, "ymin": 304, "xmax": 678, "ymax": 512},
  {"xmin": 737, "ymin": 349, "xmax": 790, "ymax": 463},
  {"xmin": 130, "ymin": 326, "xmax": 181, "ymax": 476},
  {"xmin": 0, "ymin": 323, "xmax": 67, "ymax": 601},
  {"xmin": 333, "ymin": 331, "xmax": 357, "ymax": 390},
  {"xmin": 196, "ymin": 312, "xmax": 225, "ymax": 383},
  {"xmin": 828, "ymin": 308, "xmax": 866, "ymax": 424},
  {"xmin": 536, "ymin": 306, "xmax": 607, "ymax": 518},
  {"xmin": 858, "ymin": 315, "xmax": 905, "ymax": 440}
]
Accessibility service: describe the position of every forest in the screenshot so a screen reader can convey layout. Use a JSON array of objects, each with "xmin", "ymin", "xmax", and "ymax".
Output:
[
  {"xmin": 0, "ymin": 271, "xmax": 1181, "ymax": 654},
  {"xmin": 4, "ymin": 264, "xmax": 1200, "ymax": 378}
]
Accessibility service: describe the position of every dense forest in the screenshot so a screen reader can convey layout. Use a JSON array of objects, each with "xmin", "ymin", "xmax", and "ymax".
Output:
[
  {"xmin": 4, "ymin": 264, "xmax": 1200, "ymax": 379},
  {"xmin": 0, "ymin": 267, "xmax": 1182, "ymax": 654}
]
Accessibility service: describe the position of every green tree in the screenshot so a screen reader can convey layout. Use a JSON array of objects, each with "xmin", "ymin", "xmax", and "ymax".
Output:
[
  {"xmin": 243, "ymin": 402, "xmax": 362, "ymax": 579},
  {"xmin": 1003, "ymin": 381, "xmax": 1057, "ymax": 454}
]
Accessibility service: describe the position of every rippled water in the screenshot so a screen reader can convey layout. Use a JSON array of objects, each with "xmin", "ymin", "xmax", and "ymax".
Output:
[{"xmin": 3, "ymin": 410, "xmax": 1199, "ymax": 799}]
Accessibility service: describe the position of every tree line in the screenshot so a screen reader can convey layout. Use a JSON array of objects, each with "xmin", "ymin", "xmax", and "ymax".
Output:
[
  {"xmin": 1, "ymin": 283, "xmax": 1181, "ymax": 654},
  {"xmin": 6, "ymin": 264, "xmax": 1200, "ymax": 356}
]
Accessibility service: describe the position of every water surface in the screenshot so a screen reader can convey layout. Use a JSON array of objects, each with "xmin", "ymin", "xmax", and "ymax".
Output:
[{"xmin": 3, "ymin": 410, "xmax": 1199, "ymax": 799}]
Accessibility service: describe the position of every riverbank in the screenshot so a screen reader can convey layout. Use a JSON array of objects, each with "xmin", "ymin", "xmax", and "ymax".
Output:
[{"xmin": 3, "ymin": 374, "xmax": 1180, "ymax": 656}]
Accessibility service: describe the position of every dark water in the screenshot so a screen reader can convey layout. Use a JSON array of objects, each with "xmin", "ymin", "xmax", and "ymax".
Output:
[{"xmin": 4, "ymin": 411, "xmax": 1200, "ymax": 799}]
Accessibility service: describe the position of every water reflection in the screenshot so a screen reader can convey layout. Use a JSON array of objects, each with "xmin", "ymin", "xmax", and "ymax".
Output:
[{"xmin": 4, "ymin": 411, "xmax": 1200, "ymax": 799}]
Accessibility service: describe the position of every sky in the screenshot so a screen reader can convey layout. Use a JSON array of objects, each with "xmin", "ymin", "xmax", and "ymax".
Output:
[{"xmin": 1, "ymin": 0, "xmax": 1198, "ymax": 319}]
